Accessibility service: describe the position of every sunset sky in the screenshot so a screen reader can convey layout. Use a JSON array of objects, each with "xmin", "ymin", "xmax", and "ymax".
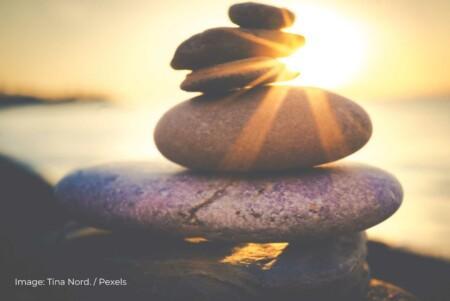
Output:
[{"xmin": 0, "ymin": 0, "xmax": 449, "ymax": 104}]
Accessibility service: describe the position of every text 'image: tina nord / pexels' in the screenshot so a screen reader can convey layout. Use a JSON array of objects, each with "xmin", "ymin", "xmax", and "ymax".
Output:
[{"xmin": 1, "ymin": 1, "xmax": 449, "ymax": 301}]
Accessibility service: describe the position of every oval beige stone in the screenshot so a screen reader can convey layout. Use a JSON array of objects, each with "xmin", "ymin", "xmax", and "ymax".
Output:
[{"xmin": 154, "ymin": 86, "xmax": 372, "ymax": 171}]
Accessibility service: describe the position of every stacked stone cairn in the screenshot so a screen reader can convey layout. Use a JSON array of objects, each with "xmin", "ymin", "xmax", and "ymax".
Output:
[{"xmin": 54, "ymin": 2, "xmax": 419, "ymax": 301}]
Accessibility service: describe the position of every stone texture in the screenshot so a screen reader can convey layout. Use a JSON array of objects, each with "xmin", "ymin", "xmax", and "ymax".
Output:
[
  {"xmin": 261, "ymin": 233, "xmax": 369, "ymax": 300},
  {"xmin": 367, "ymin": 279, "xmax": 419, "ymax": 301},
  {"xmin": 38, "ymin": 226, "xmax": 368, "ymax": 301},
  {"xmin": 171, "ymin": 27, "xmax": 305, "ymax": 70},
  {"xmin": 229, "ymin": 2, "xmax": 296, "ymax": 29},
  {"xmin": 154, "ymin": 86, "xmax": 372, "ymax": 171},
  {"xmin": 55, "ymin": 162, "xmax": 402, "ymax": 242},
  {"xmin": 181, "ymin": 57, "xmax": 299, "ymax": 92}
]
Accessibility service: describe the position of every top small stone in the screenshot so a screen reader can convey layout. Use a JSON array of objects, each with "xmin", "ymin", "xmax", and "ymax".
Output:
[{"xmin": 229, "ymin": 2, "xmax": 295, "ymax": 29}]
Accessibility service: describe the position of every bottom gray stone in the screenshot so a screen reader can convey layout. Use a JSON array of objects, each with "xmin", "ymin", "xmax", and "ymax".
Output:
[{"xmin": 35, "ymin": 226, "xmax": 369, "ymax": 301}]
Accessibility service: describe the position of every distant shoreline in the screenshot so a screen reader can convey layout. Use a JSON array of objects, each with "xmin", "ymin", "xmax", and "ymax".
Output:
[{"xmin": 0, "ymin": 92, "xmax": 109, "ymax": 109}]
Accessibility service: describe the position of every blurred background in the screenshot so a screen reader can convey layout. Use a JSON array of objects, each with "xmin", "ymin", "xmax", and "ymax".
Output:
[{"xmin": 0, "ymin": 0, "xmax": 449, "ymax": 263}]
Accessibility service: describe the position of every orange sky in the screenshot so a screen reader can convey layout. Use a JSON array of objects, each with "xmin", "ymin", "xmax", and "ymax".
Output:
[{"xmin": 0, "ymin": 0, "xmax": 449, "ymax": 104}]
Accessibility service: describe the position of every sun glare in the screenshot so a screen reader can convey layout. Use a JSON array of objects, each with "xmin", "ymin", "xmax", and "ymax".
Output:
[{"xmin": 281, "ymin": 4, "xmax": 368, "ymax": 89}]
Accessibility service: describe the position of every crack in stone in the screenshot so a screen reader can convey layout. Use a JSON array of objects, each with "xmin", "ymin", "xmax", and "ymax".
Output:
[{"xmin": 186, "ymin": 181, "xmax": 233, "ymax": 226}]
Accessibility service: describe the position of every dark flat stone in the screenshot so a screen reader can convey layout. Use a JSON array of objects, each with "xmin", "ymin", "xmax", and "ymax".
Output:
[
  {"xmin": 37, "ymin": 227, "xmax": 368, "ymax": 301},
  {"xmin": 55, "ymin": 162, "xmax": 402, "ymax": 242},
  {"xmin": 368, "ymin": 240, "xmax": 450, "ymax": 300},
  {"xmin": 171, "ymin": 27, "xmax": 304, "ymax": 70},
  {"xmin": 229, "ymin": 2, "xmax": 296, "ymax": 29},
  {"xmin": 181, "ymin": 57, "xmax": 299, "ymax": 92}
]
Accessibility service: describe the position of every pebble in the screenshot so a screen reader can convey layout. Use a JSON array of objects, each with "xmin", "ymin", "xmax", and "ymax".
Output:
[
  {"xmin": 181, "ymin": 57, "xmax": 299, "ymax": 92},
  {"xmin": 367, "ymin": 279, "xmax": 419, "ymax": 301},
  {"xmin": 155, "ymin": 86, "xmax": 372, "ymax": 171},
  {"xmin": 171, "ymin": 27, "xmax": 304, "ymax": 70},
  {"xmin": 55, "ymin": 162, "xmax": 402, "ymax": 242},
  {"xmin": 229, "ymin": 2, "xmax": 296, "ymax": 29}
]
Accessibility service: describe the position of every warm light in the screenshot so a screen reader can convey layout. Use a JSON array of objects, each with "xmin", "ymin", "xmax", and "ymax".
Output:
[
  {"xmin": 220, "ymin": 242, "xmax": 289, "ymax": 270},
  {"xmin": 281, "ymin": 4, "xmax": 368, "ymax": 89},
  {"xmin": 184, "ymin": 236, "xmax": 209, "ymax": 243}
]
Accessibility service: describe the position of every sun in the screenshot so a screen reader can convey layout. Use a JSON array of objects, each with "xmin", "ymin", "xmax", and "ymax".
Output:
[{"xmin": 280, "ymin": 4, "xmax": 368, "ymax": 89}]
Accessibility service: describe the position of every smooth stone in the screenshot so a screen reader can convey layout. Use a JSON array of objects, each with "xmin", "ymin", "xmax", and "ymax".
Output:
[
  {"xmin": 367, "ymin": 279, "xmax": 419, "ymax": 301},
  {"xmin": 0, "ymin": 154, "xmax": 67, "ymax": 298},
  {"xmin": 171, "ymin": 27, "xmax": 305, "ymax": 70},
  {"xmin": 39, "ymin": 227, "xmax": 368, "ymax": 301},
  {"xmin": 229, "ymin": 2, "xmax": 295, "ymax": 29},
  {"xmin": 154, "ymin": 86, "xmax": 372, "ymax": 171},
  {"xmin": 0, "ymin": 154, "xmax": 65, "ymax": 238},
  {"xmin": 181, "ymin": 57, "xmax": 299, "ymax": 92},
  {"xmin": 261, "ymin": 233, "xmax": 369, "ymax": 300},
  {"xmin": 55, "ymin": 162, "xmax": 402, "ymax": 242}
]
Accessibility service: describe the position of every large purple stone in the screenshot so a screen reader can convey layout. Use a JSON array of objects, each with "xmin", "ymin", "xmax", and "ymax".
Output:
[{"xmin": 55, "ymin": 162, "xmax": 402, "ymax": 242}]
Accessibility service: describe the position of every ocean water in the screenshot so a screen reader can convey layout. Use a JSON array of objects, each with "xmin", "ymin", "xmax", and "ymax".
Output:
[{"xmin": 0, "ymin": 99, "xmax": 449, "ymax": 259}]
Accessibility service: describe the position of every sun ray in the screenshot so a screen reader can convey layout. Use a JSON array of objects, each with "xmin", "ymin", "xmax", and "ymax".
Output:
[
  {"xmin": 184, "ymin": 57, "xmax": 298, "ymax": 90},
  {"xmin": 229, "ymin": 28, "xmax": 305, "ymax": 57},
  {"xmin": 219, "ymin": 84, "xmax": 289, "ymax": 171},
  {"xmin": 220, "ymin": 242, "xmax": 289, "ymax": 270},
  {"xmin": 304, "ymin": 88, "xmax": 348, "ymax": 160}
]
